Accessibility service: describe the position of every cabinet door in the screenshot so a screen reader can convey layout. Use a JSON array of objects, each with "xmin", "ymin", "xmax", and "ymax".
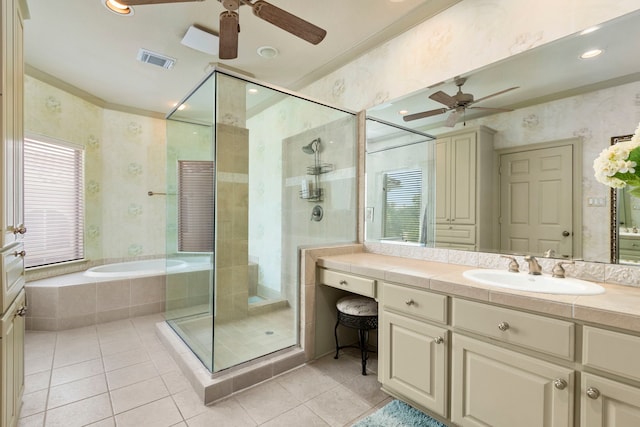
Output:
[
  {"xmin": 435, "ymin": 139, "xmax": 450, "ymax": 224},
  {"xmin": 380, "ymin": 311, "xmax": 448, "ymax": 417},
  {"xmin": 1, "ymin": 291, "xmax": 25, "ymax": 427},
  {"xmin": 452, "ymin": 334, "xmax": 573, "ymax": 427},
  {"xmin": 581, "ymin": 373, "xmax": 640, "ymax": 427},
  {"xmin": 449, "ymin": 133, "xmax": 476, "ymax": 225}
]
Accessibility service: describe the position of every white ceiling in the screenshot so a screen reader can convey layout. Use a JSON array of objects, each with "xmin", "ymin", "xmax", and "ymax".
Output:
[
  {"xmin": 367, "ymin": 9, "xmax": 640, "ymax": 135},
  {"xmin": 24, "ymin": 0, "xmax": 459, "ymax": 116}
]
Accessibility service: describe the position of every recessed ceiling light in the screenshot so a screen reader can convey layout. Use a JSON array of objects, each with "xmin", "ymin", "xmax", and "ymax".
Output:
[
  {"xmin": 103, "ymin": 0, "xmax": 134, "ymax": 16},
  {"xmin": 248, "ymin": 88, "xmax": 259, "ymax": 94},
  {"xmin": 257, "ymin": 46, "xmax": 279, "ymax": 59},
  {"xmin": 580, "ymin": 49, "xmax": 603, "ymax": 59},
  {"xmin": 580, "ymin": 26, "xmax": 600, "ymax": 35},
  {"xmin": 399, "ymin": 110, "xmax": 409, "ymax": 115}
]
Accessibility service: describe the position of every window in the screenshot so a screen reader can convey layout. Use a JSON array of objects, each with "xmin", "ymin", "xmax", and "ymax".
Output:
[
  {"xmin": 178, "ymin": 160, "xmax": 214, "ymax": 252},
  {"xmin": 383, "ymin": 169, "xmax": 422, "ymax": 242},
  {"xmin": 23, "ymin": 137, "xmax": 85, "ymax": 268}
]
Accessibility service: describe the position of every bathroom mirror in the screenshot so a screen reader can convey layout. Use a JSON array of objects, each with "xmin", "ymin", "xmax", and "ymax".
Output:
[{"xmin": 365, "ymin": 9, "xmax": 640, "ymax": 264}]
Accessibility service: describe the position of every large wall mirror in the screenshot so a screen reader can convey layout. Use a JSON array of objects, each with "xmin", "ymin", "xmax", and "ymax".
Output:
[{"xmin": 365, "ymin": 9, "xmax": 640, "ymax": 264}]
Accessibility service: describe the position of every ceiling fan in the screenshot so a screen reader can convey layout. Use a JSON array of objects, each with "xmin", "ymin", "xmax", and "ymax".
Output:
[
  {"xmin": 403, "ymin": 77, "xmax": 519, "ymax": 127},
  {"xmin": 116, "ymin": 0, "xmax": 327, "ymax": 60}
]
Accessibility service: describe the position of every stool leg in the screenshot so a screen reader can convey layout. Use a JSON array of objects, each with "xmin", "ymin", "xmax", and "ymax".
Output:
[
  {"xmin": 334, "ymin": 318, "xmax": 341, "ymax": 359},
  {"xmin": 359, "ymin": 329, "xmax": 368, "ymax": 375}
]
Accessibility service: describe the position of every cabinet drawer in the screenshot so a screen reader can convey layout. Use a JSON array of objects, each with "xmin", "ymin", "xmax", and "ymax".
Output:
[
  {"xmin": 1, "ymin": 244, "xmax": 25, "ymax": 314},
  {"xmin": 435, "ymin": 224, "xmax": 475, "ymax": 244},
  {"xmin": 381, "ymin": 282, "xmax": 447, "ymax": 324},
  {"xmin": 583, "ymin": 326, "xmax": 640, "ymax": 382},
  {"xmin": 619, "ymin": 237, "xmax": 640, "ymax": 251},
  {"xmin": 452, "ymin": 298, "xmax": 574, "ymax": 360},
  {"xmin": 318, "ymin": 269, "xmax": 375, "ymax": 298}
]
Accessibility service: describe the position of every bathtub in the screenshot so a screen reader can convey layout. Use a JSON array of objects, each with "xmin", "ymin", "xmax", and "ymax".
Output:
[
  {"xmin": 84, "ymin": 259, "xmax": 188, "ymax": 278},
  {"xmin": 26, "ymin": 256, "xmax": 213, "ymax": 331}
]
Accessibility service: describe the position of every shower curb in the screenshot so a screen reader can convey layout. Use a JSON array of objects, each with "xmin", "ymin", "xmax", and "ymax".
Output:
[{"xmin": 156, "ymin": 320, "xmax": 306, "ymax": 405}]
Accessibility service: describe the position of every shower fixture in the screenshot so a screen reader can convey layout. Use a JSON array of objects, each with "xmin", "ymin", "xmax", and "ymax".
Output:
[
  {"xmin": 299, "ymin": 137, "xmax": 333, "ymax": 202},
  {"xmin": 302, "ymin": 138, "xmax": 320, "ymax": 154}
]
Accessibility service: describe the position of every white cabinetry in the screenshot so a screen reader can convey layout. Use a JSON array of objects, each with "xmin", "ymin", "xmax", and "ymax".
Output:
[
  {"xmin": 0, "ymin": 1, "xmax": 27, "ymax": 426},
  {"xmin": 379, "ymin": 282, "xmax": 448, "ymax": 417},
  {"xmin": 452, "ymin": 334, "xmax": 573, "ymax": 427},
  {"xmin": 1, "ymin": 290, "xmax": 25, "ymax": 427},
  {"xmin": 435, "ymin": 126, "xmax": 496, "ymax": 250},
  {"xmin": 580, "ymin": 326, "xmax": 640, "ymax": 426}
]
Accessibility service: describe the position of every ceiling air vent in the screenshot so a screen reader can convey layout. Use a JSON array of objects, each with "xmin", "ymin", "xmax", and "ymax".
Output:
[{"xmin": 136, "ymin": 48, "xmax": 176, "ymax": 69}]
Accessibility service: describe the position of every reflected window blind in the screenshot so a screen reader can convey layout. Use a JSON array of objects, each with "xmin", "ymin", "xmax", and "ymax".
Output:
[
  {"xmin": 383, "ymin": 169, "xmax": 422, "ymax": 242},
  {"xmin": 178, "ymin": 160, "xmax": 214, "ymax": 252},
  {"xmin": 24, "ymin": 138, "xmax": 85, "ymax": 268}
]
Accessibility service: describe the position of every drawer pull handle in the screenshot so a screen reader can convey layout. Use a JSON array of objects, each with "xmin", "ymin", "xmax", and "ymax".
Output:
[
  {"xmin": 434, "ymin": 336, "xmax": 444, "ymax": 344},
  {"xmin": 339, "ymin": 280, "xmax": 347, "ymax": 285},
  {"xmin": 498, "ymin": 322, "xmax": 510, "ymax": 331},
  {"xmin": 13, "ymin": 250, "xmax": 26, "ymax": 258},
  {"xmin": 405, "ymin": 299, "xmax": 415, "ymax": 306},
  {"xmin": 553, "ymin": 379, "xmax": 567, "ymax": 390},
  {"xmin": 586, "ymin": 387, "xmax": 600, "ymax": 400},
  {"xmin": 15, "ymin": 306, "xmax": 27, "ymax": 317},
  {"xmin": 12, "ymin": 225, "xmax": 27, "ymax": 235}
]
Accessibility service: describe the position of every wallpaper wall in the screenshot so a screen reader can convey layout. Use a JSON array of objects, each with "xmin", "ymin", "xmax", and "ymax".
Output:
[{"xmin": 25, "ymin": 76, "xmax": 167, "ymax": 269}]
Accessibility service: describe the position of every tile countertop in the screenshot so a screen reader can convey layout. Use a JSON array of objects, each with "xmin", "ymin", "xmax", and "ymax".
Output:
[{"xmin": 317, "ymin": 253, "xmax": 640, "ymax": 334}]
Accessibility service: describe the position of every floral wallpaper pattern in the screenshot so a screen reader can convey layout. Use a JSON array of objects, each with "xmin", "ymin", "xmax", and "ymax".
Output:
[{"xmin": 25, "ymin": 76, "xmax": 167, "ymax": 268}]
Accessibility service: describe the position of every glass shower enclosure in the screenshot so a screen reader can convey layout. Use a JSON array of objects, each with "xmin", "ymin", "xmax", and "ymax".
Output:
[{"xmin": 163, "ymin": 69, "xmax": 358, "ymax": 373}]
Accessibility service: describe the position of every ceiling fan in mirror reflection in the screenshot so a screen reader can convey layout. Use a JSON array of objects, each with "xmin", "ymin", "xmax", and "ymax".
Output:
[{"xmin": 403, "ymin": 77, "xmax": 519, "ymax": 127}]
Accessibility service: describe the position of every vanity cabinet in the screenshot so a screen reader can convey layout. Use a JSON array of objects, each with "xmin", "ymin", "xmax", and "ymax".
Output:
[
  {"xmin": 435, "ymin": 126, "xmax": 496, "ymax": 251},
  {"xmin": 451, "ymin": 334, "xmax": 574, "ymax": 427},
  {"xmin": 580, "ymin": 326, "xmax": 640, "ymax": 426},
  {"xmin": 618, "ymin": 234, "xmax": 640, "ymax": 262},
  {"xmin": 379, "ymin": 282, "xmax": 448, "ymax": 417},
  {"xmin": 317, "ymin": 258, "xmax": 640, "ymax": 427}
]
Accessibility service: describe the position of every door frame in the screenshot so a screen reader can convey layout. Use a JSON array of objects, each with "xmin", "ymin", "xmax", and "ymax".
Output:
[{"xmin": 495, "ymin": 138, "xmax": 583, "ymax": 259}]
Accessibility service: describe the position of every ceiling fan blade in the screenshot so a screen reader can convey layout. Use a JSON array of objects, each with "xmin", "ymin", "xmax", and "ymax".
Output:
[
  {"xmin": 116, "ymin": 0, "xmax": 203, "ymax": 5},
  {"xmin": 250, "ymin": 0, "xmax": 327, "ymax": 45},
  {"xmin": 402, "ymin": 108, "xmax": 448, "ymax": 122},
  {"xmin": 468, "ymin": 106, "xmax": 513, "ymax": 112},
  {"xmin": 219, "ymin": 11, "xmax": 239, "ymax": 60},
  {"xmin": 472, "ymin": 86, "xmax": 519, "ymax": 104},
  {"xmin": 429, "ymin": 91, "xmax": 457, "ymax": 108},
  {"xmin": 445, "ymin": 110, "xmax": 461, "ymax": 127}
]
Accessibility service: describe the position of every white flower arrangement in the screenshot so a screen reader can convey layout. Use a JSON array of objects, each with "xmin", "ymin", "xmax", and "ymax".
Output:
[{"xmin": 593, "ymin": 122, "xmax": 640, "ymax": 195}]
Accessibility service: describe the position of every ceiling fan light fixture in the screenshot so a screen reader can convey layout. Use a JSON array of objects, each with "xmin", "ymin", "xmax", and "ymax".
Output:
[
  {"xmin": 103, "ymin": 0, "xmax": 134, "ymax": 16},
  {"xmin": 257, "ymin": 46, "xmax": 279, "ymax": 58}
]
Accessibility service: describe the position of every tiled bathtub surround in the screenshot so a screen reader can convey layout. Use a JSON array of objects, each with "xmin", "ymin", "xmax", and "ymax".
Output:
[{"xmin": 25, "ymin": 273, "xmax": 166, "ymax": 331}]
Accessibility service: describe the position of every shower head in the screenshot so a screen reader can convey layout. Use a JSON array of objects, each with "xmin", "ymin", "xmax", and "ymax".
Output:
[{"xmin": 302, "ymin": 138, "xmax": 320, "ymax": 154}]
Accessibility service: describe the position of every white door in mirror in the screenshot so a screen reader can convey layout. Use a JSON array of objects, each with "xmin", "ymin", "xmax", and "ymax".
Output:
[{"xmin": 462, "ymin": 269, "xmax": 605, "ymax": 295}]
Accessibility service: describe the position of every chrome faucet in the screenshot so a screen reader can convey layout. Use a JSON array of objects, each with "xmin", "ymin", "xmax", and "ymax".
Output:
[
  {"xmin": 524, "ymin": 255, "xmax": 542, "ymax": 275},
  {"xmin": 500, "ymin": 255, "xmax": 520, "ymax": 273}
]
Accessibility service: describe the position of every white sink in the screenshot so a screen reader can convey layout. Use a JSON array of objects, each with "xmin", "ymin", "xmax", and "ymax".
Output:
[{"xmin": 462, "ymin": 269, "xmax": 605, "ymax": 295}]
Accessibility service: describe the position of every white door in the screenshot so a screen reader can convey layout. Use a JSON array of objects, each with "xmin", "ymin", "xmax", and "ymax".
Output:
[{"xmin": 499, "ymin": 145, "xmax": 573, "ymax": 257}]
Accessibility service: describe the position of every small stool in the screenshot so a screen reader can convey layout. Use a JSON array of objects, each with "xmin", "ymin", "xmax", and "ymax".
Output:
[{"xmin": 334, "ymin": 295, "xmax": 378, "ymax": 375}]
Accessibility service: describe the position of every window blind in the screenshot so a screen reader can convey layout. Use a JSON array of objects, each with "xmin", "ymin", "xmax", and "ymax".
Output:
[
  {"xmin": 23, "ymin": 138, "xmax": 85, "ymax": 268},
  {"xmin": 178, "ymin": 160, "xmax": 214, "ymax": 252},
  {"xmin": 383, "ymin": 169, "xmax": 422, "ymax": 242}
]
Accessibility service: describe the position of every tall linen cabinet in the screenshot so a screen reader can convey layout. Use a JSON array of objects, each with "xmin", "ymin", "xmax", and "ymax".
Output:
[
  {"xmin": 435, "ymin": 125, "xmax": 496, "ymax": 251},
  {"xmin": 0, "ymin": 1, "xmax": 28, "ymax": 426}
]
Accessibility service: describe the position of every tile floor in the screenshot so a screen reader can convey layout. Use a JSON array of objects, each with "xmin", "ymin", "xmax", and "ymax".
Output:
[{"xmin": 19, "ymin": 313, "xmax": 391, "ymax": 427}]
